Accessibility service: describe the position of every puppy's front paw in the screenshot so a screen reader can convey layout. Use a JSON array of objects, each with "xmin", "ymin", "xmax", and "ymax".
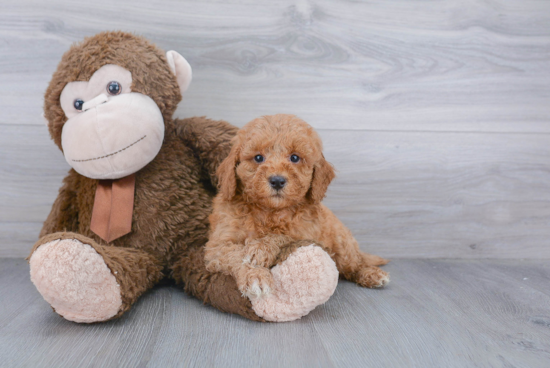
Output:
[
  {"xmin": 236, "ymin": 267, "xmax": 274, "ymax": 299},
  {"xmin": 355, "ymin": 266, "xmax": 390, "ymax": 288},
  {"xmin": 204, "ymin": 259, "xmax": 221, "ymax": 273},
  {"xmin": 244, "ymin": 234, "xmax": 293, "ymax": 267},
  {"xmin": 243, "ymin": 247, "xmax": 276, "ymax": 268}
]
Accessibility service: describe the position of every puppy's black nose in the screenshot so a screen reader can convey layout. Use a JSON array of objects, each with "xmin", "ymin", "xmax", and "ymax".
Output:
[{"xmin": 269, "ymin": 176, "xmax": 286, "ymax": 190}]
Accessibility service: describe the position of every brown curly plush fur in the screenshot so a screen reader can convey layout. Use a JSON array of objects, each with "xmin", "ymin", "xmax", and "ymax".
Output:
[
  {"xmin": 29, "ymin": 31, "xmax": 277, "ymax": 321},
  {"xmin": 205, "ymin": 114, "xmax": 390, "ymax": 298}
]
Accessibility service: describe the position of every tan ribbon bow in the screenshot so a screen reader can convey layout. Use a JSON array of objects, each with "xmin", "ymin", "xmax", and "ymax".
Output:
[{"xmin": 90, "ymin": 174, "xmax": 136, "ymax": 243}]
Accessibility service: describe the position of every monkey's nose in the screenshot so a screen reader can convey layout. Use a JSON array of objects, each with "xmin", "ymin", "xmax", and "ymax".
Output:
[
  {"xmin": 269, "ymin": 176, "xmax": 286, "ymax": 190},
  {"xmin": 82, "ymin": 94, "xmax": 109, "ymax": 112}
]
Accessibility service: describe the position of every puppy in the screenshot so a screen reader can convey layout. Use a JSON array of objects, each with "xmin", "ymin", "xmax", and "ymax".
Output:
[{"xmin": 205, "ymin": 114, "xmax": 389, "ymax": 299}]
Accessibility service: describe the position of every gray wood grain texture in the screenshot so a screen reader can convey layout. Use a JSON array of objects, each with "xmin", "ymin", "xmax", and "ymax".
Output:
[
  {"xmin": 1, "ymin": 258, "xmax": 549, "ymax": 368},
  {"xmin": 2, "ymin": 125, "xmax": 550, "ymax": 258},
  {"xmin": 2, "ymin": 0, "xmax": 550, "ymax": 132},
  {"xmin": 1, "ymin": 0, "xmax": 550, "ymax": 258}
]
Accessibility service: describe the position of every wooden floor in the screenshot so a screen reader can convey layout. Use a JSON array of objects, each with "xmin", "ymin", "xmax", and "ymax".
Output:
[{"xmin": 1, "ymin": 258, "xmax": 549, "ymax": 368}]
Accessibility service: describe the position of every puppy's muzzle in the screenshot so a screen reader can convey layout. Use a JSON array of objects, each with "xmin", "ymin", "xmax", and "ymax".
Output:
[{"xmin": 269, "ymin": 176, "xmax": 286, "ymax": 190}]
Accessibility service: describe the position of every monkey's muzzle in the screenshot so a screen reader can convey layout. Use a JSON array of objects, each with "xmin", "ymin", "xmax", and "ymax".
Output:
[{"xmin": 61, "ymin": 92, "xmax": 164, "ymax": 180}]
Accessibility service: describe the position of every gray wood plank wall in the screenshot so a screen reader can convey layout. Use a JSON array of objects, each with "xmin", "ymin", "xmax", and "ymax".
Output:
[{"xmin": 1, "ymin": 0, "xmax": 549, "ymax": 258}]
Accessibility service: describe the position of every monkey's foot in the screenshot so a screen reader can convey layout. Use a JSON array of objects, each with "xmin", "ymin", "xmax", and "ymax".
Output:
[
  {"xmin": 29, "ymin": 238, "xmax": 122, "ymax": 323},
  {"xmin": 250, "ymin": 244, "xmax": 338, "ymax": 322}
]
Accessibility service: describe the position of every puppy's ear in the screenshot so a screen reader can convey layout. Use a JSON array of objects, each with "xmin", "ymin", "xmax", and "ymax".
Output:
[
  {"xmin": 217, "ymin": 138, "xmax": 241, "ymax": 200},
  {"xmin": 307, "ymin": 155, "xmax": 336, "ymax": 204}
]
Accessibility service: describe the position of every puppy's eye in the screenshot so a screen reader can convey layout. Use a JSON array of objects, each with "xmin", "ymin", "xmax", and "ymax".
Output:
[
  {"xmin": 290, "ymin": 154, "xmax": 300, "ymax": 163},
  {"xmin": 254, "ymin": 155, "xmax": 264, "ymax": 163},
  {"xmin": 74, "ymin": 99, "xmax": 84, "ymax": 111},
  {"xmin": 107, "ymin": 81, "xmax": 121, "ymax": 95}
]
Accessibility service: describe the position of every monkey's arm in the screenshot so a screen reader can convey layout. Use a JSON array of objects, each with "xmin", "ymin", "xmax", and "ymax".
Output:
[
  {"xmin": 174, "ymin": 117, "xmax": 238, "ymax": 188},
  {"xmin": 39, "ymin": 176, "xmax": 79, "ymax": 237}
]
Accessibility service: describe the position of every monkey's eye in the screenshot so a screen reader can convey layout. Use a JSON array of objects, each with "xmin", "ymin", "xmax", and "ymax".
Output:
[
  {"xmin": 74, "ymin": 99, "xmax": 84, "ymax": 111},
  {"xmin": 254, "ymin": 155, "xmax": 264, "ymax": 163},
  {"xmin": 290, "ymin": 154, "xmax": 300, "ymax": 163},
  {"xmin": 107, "ymin": 81, "xmax": 121, "ymax": 95}
]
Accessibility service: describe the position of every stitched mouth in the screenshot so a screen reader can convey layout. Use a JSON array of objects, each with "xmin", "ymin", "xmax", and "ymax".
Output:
[{"xmin": 72, "ymin": 135, "xmax": 146, "ymax": 162}]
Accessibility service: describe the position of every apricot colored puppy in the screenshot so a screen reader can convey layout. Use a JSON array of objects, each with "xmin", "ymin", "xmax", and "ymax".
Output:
[{"xmin": 205, "ymin": 114, "xmax": 389, "ymax": 299}]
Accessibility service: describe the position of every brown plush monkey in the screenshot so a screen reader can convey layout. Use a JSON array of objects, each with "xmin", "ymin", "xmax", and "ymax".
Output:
[{"xmin": 28, "ymin": 31, "xmax": 339, "ymax": 323}]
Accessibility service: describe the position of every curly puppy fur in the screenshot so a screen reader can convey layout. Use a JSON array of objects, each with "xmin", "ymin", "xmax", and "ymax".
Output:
[{"xmin": 205, "ymin": 114, "xmax": 389, "ymax": 299}]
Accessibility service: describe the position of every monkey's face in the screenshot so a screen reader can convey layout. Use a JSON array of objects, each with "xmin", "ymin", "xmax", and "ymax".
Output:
[
  {"xmin": 46, "ymin": 32, "xmax": 192, "ymax": 180},
  {"xmin": 59, "ymin": 64, "xmax": 164, "ymax": 179}
]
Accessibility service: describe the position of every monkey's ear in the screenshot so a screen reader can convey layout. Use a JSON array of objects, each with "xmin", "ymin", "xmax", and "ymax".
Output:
[{"xmin": 166, "ymin": 50, "xmax": 192, "ymax": 94}]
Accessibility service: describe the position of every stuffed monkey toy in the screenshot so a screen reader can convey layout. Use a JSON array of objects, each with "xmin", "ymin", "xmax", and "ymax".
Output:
[{"xmin": 27, "ymin": 31, "xmax": 339, "ymax": 323}]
